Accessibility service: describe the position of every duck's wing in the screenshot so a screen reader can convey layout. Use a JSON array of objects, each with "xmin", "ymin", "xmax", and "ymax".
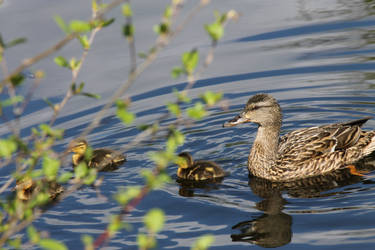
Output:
[
  {"xmin": 187, "ymin": 161, "xmax": 225, "ymax": 180},
  {"xmin": 278, "ymin": 117, "xmax": 371, "ymax": 160},
  {"xmin": 91, "ymin": 149, "xmax": 125, "ymax": 170}
]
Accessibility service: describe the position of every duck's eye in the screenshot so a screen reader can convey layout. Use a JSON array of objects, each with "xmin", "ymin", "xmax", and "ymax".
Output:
[{"xmin": 250, "ymin": 106, "xmax": 260, "ymax": 111}]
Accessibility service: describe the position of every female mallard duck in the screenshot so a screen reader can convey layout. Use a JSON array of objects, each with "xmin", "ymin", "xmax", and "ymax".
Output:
[
  {"xmin": 177, "ymin": 152, "xmax": 226, "ymax": 181},
  {"xmin": 223, "ymin": 93, "xmax": 375, "ymax": 182},
  {"xmin": 68, "ymin": 138, "xmax": 126, "ymax": 171},
  {"xmin": 15, "ymin": 177, "xmax": 64, "ymax": 201}
]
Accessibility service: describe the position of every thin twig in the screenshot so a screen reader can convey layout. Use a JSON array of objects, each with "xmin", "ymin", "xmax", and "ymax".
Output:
[
  {"xmin": 80, "ymin": 0, "xmax": 206, "ymax": 138},
  {"xmin": 124, "ymin": 0, "xmax": 137, "ymax": 73},
  {"xmin": 0, "ymin": 0, "xmax": 126, "ymax": 88}
]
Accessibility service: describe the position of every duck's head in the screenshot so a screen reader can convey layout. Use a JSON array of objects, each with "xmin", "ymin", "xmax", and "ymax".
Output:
[
  {"xmin": 177, "ymin": 152, "xmax": 194, "ymax": 169},
  {"xmin": 68, "ymin": 138, "xmax": 88, "ymax": 155},
  {"xmin": 15, "ymin": 176, "xmax": 33, "ymax": 201},
  {"xmin": 223, "ymin": 93, "xmax": 282, "ymax": 128}
]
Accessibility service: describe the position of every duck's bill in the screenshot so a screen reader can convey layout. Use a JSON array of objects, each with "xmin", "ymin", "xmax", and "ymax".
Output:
[{"xmin": 223, "ymin": 115, "xmax": 250, "ymax": 127}]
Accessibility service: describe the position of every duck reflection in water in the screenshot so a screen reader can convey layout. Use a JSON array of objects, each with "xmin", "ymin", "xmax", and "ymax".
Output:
[{"xmin": 231, "ymin": 158, "xmax": 375, "ymax": 248}]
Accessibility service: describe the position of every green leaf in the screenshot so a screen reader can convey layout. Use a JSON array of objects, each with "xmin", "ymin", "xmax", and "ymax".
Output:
[
  {"xmin": 108, "ymin": 215, "xmax": 123, "ymax": 237},
  {"xmin": 182, "ymin": 49, "xmax": 199, "ymax": 75},
  {"xmin": 164, "ymin": 5, "xmax": 172, "ymax": 19},
  {"xmin": 54, "ymin": 16, "xmax": 70, "ymax": 34},
  {"xmin": 43, "ymin": 98, "xmax": 57, "ymax": 112},
  {"xmin": 166, "ymin": 129, "xmax": 184, "ymax": 153},
  {"xmin": 30, "ymin": 169, "xmax": 44, "ymax": 178},
  {"xmin": 74, "ymin": 162, "xmax": 88, "ymax": 180},
  {"xmin": 153, "ymin": 23, "xmax": 169, "ymax": 35},
  {"xmin": 114, "ymin": 186, "xmax": 141, "ymax": 205},
  {"xmin": 122, "ymin": 4, "xmax": 132, "ymax": 17},
  {"xmin": 148, "ymin": 151, "xmax": 172, "ymax": 169},
  {"xmin": 191, "ymin": 234, "xmax": 215, "ymax": 250},
  {"xmin": 82, "ymin": 235, "xmax": 93, "ymax": 250},
  {"xmin": 35, "ymin": 192, "xmax": 50, "ymax": 206},
  {"xmin": 166, "ymin": 102, "xmax": 181, "ymax": 117},
  {"xmin": 92, "ymin": 0, "xmax": 98, "ymax": 13},
  {"xmin": 137, "ymin": 123, "xmax": 159, "ymax": 133},
  {"xmin": 5, "ymin": 37, "xmax": 27, "ymax": 48},
  {"xmin": 123, "ymin": 24, "xmax": 134, "ymax": 38},
  {"xmin": 83, "ymin": 168, "xmax": 97, "ymax": 185},
  {"xmin": 8, "ymin": 238, "xmax": 21, "ymax": 249},
  {"xmin": 205, "ymin": 22, "xmax": 223, "ymax": 42},
  {"xmin": 69, "ymin": 57, "xmax": 81, "ymax": 70},
  {"xmin": 39, "ymin": 239, "xmax": 67, "ymax": 250},
  {"xmin": 187, "ymin": 102, "xmax": 206, "ymax": 120},
  {"xmin": 39, "ymin": 124, "xmax": 64, "ymax": 138},
  {"xmin": 173, "ymin": 88, "xmax": 190, "ymax": 103},
  {"xmin": 171, "ymin": 67, "xmax": 183, "ymax": 79},
  {"xmin": 78, "ymin": 35, "xmax": 90, "ymax": 50},
  {"xmin": 100, "ymin": 18, "xmax": 115, "ymax": 28},
  {"xmin": 77, "ymin": 82, "xmax": 85, "ymax": 92},
  {"xmin": 0, "ymin": 33, "xmax": 5, "ymax": 47},
  {"xmin": 84, "ymin": 146, "xmax": 93, "ymax": 161},
  {"xmin": 0, "ymin": 138, "xmax": 17, "ymax": 158},
  {"xmin": 144, "ymin": 208, "xmax": 165, "ymax": 233},
  {"xmin": 10, "ymin": 74, "xmax": 25, "ymax": 86},
  {"xmin": 80, "ymin": 92, "xmax": 101, "ymax": 99},
  {"xmin": 42, "ymin": 155, "xmax": 60, "ymax": 181},
  {"xmin": 200, "ymin": 91, "xmax": 222, "ymax": 106},
  {"xmin": 69, "ymin": 20, "xmax": 91, "ymax": 33},
  {"xmin": 137, "ymin": 233, "xmax": 156, "ymax": 250},
  {"xmin": 71, "ymin": 82, "xmax": 78, "ymax": 94},
  {"xmin": 138, "ymin": 52, "xmax": 147, "ymax": 59},
  {"xmin": 54, "ymin": 56, "xmax": 69, "ymax": 68},
  {"xmin": 116, "ymin": 100, "xmax": 135, "ymax": 125},
  {"xmin": 57, "ymin": 172, "xmax": 73, "ymax": 183},
  {"xmin": 141, "ymin": 169, "xmax": 171, "ymax": 189},
  {"xmin": 27, "ymin": 225, "xmax": 40, "ymax": 244},
  {"xmin": 0, "ymin": 96, "xmax": 24, "ymax": 107},
  {"xmin": 214, "ymin": 11, "xmax": 227, "ymax": 24}
]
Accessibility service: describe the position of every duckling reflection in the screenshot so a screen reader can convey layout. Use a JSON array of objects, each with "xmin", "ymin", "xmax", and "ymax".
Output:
[
  {"xmin": 68, "ymin": 138, "xmax": 126, "ymax": 171},
  {"xmin": 231, "ymin": 160, "xmax": 375, "ymax": 248},
  {"xmin": 177, "ymin": 179, "xmax": 224, "ymax": 197}
]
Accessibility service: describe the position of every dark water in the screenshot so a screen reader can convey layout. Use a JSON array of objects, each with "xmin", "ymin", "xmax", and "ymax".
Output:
[{"xmin": 1, "ymin": 0, "xmax": 375, "ymax": 249}]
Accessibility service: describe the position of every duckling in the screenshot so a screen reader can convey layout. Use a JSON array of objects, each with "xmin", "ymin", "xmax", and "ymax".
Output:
[
  {"xmin": 176, "ymin": 152, "xmax": 226, "ymax": 181},
  {"xmin": 68, "ymin": 138, "xmax": 126, "ymax": 171},
  {"xmin": 15, "ymin": 177, "xmax": 64, "ymax": 201},
  {"xmin": 223, "ymin": 93, "xmax": 375, "ymax": 181}
]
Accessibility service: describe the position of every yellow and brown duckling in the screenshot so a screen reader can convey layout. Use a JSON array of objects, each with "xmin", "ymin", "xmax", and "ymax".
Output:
[
  {"xmin": 176, "ymin": 152, "xmax": 226, "ymax": 181},
  {"xmin": 15, "ymin": 177, "xmax": 64, "ymax": 201},
  {"xmin": 68, "ymin": 138, "xmax": 126, "ymax": 171},
  {"xmin": 223, "ymin": 93, "xmax": 375, "ymax": 181}
]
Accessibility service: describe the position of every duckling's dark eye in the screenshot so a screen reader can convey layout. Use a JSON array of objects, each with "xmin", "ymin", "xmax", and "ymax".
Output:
[{"xmin": 250, "ymin": 106, "xmax": 260, "ymax": 111}]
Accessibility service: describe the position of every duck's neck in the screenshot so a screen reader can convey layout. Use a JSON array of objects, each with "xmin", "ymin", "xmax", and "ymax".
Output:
[{"xmin": 248, "ymin": 125, "xmax": 280, "ymax": 178}]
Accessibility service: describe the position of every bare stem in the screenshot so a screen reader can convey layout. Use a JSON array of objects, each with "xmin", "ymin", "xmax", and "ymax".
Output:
[{"xmin": 0, "ymin": 0, "xmax": 126, "ymax": 88}]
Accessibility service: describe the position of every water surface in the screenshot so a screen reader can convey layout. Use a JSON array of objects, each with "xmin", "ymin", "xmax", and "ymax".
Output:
[{"xmin": 1, "ymin": 0, "xmax": 375, "ymax": 249}]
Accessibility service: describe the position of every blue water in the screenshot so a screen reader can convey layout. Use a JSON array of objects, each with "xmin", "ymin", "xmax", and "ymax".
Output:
[{"xmin": 1, "ymin": 0, "xmax": 375, "ymax": 249}]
